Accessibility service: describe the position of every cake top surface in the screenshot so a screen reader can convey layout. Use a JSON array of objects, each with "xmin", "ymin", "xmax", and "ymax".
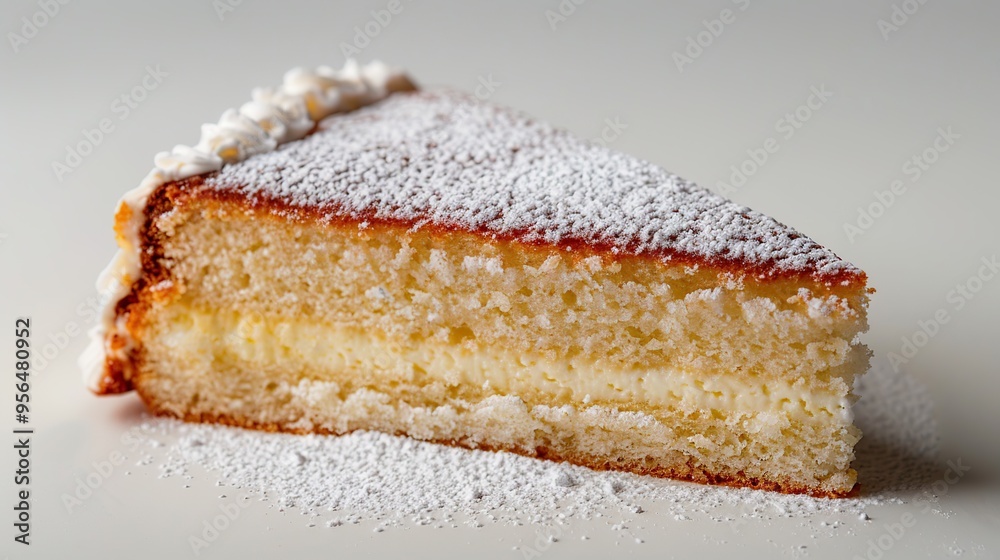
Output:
[{"xmin": 201, "ymin": 90, "xmax": 861, "ymax": 283}]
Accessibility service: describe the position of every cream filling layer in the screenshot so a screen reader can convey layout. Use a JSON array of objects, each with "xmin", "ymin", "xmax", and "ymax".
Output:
[{"xmin": 153, "ymin": 306, "xmax": 853, "ymax": 424}]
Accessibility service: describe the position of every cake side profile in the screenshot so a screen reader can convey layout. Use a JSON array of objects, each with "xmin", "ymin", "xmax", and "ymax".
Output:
[{"xmin": 83, "ymin": 62, "xmax": 871, "ymax": 497}]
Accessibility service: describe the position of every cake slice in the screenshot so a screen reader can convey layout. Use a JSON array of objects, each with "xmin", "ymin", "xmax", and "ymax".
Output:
[{"xmin": 82, "ymin": 60, "xmax": 871, "ymax": 497}]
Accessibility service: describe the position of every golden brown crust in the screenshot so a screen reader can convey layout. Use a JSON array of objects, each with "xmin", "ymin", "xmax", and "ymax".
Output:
[
  {"xmin": 97, "ymin": 182, "xmax": 185, "ymax": 395},
  {"xmin": 132, "ymin": 381, "xmax": 855, "ymax": 499}
]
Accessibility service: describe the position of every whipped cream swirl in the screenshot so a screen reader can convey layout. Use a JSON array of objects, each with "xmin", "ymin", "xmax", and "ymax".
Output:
[{"xmin": 80, "ymin": 60, "xmax": 415, "ymax": 391}]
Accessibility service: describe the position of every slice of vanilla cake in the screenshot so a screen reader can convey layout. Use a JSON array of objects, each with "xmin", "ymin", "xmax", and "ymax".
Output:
[{"xmin": 82, "ymin": 61, "xmax": 870, "ymax": 497}]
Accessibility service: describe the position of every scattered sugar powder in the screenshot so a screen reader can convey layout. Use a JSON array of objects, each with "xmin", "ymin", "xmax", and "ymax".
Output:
[{"xmin": 130, "ymin": 363, "xmax": 938, "ymax": 537}]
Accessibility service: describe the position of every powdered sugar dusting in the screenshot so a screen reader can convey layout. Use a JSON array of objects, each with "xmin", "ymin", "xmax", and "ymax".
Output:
[
  {"xmin": 202, "ymin": 91, "xmax": 861, "ymax": 282},
  {"xmin": 125, "ymin": 364, "xmax": 939, "ymax": 538}
]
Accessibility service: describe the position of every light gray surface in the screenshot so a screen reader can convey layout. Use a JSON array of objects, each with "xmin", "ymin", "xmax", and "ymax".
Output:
[{"xmin": 2, "ymin": 1, "xmax": 999, "ymax": 558}]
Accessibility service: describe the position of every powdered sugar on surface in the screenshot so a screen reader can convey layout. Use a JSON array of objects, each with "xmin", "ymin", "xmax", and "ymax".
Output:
[
  {"xmin": 202, "ymin": 91, "xmax": 861, "ymax": 282},
  {"xmin": 126, "ymin": 364, "xmax": 941, "ymax": 538}
]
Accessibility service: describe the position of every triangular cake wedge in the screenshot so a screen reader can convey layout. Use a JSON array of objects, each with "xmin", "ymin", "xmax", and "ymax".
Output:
[{"xmin": 82, "ymin": 61, "xmax": 870, "ymax": 497}]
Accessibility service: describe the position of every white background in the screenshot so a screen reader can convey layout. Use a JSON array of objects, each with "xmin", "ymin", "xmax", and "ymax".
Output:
[{"xmin": 1, "ymin": 1, "xmax": 999, "ymax": 558}]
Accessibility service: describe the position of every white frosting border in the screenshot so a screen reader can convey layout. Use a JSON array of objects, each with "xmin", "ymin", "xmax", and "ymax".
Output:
[{"xmin": 80, "ymin": 60, "xmax": 415, "ymax": 391}]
